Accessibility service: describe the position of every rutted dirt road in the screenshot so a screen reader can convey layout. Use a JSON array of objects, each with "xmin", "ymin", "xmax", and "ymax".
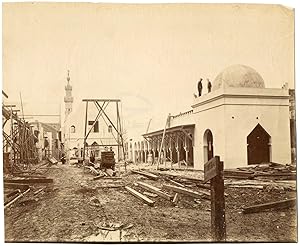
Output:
[{"xmin": 4, "ymin": 163, "xmax": 297, "ymax": 242}]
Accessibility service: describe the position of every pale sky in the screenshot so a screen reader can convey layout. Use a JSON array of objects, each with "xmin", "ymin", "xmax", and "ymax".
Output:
[{"xmin": 3, "ymin": 3, "xmax": 294, "ymax": 138}]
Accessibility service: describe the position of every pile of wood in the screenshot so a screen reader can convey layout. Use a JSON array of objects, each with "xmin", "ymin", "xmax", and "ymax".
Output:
[
  {"xmin": 4, "ymin": 175, "xmax": 53, "ymax": 209},
  {"xmin": 125, "ymin": 177, "xmax": 211, "ymax": 207},
  {"xmin": 224, "ymin": 162, "xmax": 296, "ymax": 181}
]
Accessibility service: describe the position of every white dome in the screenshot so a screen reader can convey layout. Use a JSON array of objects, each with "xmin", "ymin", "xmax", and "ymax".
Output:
[{"xmin": 213, "ymin": 64, "xmax": 265, "ymax": 91}]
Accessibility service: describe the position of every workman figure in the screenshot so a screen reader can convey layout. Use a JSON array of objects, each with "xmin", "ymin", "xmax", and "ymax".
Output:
[
  {"xmin": 207, "ymin": 78, "xmax": 212, "ymax": 93},
  {"xmin": 198, "ymin": 78, "xmax": 203, "ymax": 97}
]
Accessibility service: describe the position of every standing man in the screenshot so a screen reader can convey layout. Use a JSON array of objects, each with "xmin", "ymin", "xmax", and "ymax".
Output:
[
  {"xmin": 207, "ymin": 78, "xmax": 212, "ymax": 93},
  {"xmin": 198, "ymin": 78, "xmax": 203, "ymax": 97}
]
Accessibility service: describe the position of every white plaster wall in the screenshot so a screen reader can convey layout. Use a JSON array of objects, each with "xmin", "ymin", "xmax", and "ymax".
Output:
[
  {"xmin": 224, "ymin": 103, "xmax": 291, "ymax": 168},
  {"xmin": 64, "ymin": 103, "xmax": 120, "ymax": 150},
  {"xmin": 192, "ymin": 106, "xmax": 225, "ymax": 170},
  {"xmin": 191, "ymin": 87, "xmax": 291, "ymax": 170},
  {"xmin": 170, "ymin": 111, "xmax": 194, "ymax": 127}
]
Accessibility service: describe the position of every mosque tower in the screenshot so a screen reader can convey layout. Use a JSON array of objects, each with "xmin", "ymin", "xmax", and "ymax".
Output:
[{"xmin": 64, "ymin": 70, "xmax": 73, "ymax": 118}]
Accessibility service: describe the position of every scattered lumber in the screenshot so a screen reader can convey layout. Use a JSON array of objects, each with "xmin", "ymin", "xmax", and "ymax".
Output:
[
  {"xmin": 196, "ymin": 183, "xmax": 210, "ymax": 190},
  {"xmin": 34, "ymin": 188, "xmax": 45, "ymax": 195},
  {"xmin": 143, "ymin": 192, "xmax": 158, "ymax": 198},
  {"xmin": 131, "ymin": 170, "xmax": 159, "ymax": 180},
  {"xmin": 254, "ymin": 173, "xmax": 296, "ymax": 180},
  {"xmin": 4, "ymin": 178, "xmax": 53, "ymax": 184},
  {"xmin": 136, "ymin": 181, "xmax": 172, "ymax": 200},
  {"xmin": 15, "ymin": 175, "xmax": 47, "ymax": 179},
  {"xmin": 172, "ymin": 193, "xmax": 179, "ymax": 204},
  {"xmin": 93, "ymin": 174, "xmax": 106, "ymax": 180},
  {"xmin": 169, "ymin": 179, "xmax": 185, "ymax": 187},
  {"xmin": 102, "ymin": 177, "xmax": 122, "ymax": 180},
  {"xmin": 242, "ymin": 198, "xmax": 296, "ymax": 214},
  {"xmin": 98, "ymin": 185, "xmax": 124, "ymax": 189},
  {"xmin": 84, "ymin": 166, "xmax": 100, "ymax": 176},
  {"xmin": 105, "ymin": 169, "xmax": 115, "ymax": 177},
  {"xmin": 4, "ymin": 188, "xmax": 31, "ymax": 209},
  {"xmin": 6, "ymin": 189, "xmax": 21, "ymax": 198},
  {"xmin": 48, "ymin": 157, "xmax": 58, "ymax": 165},
  {"xmin": 226, "ymin": 162, "xmax": 295, "ymax": 181},
  {"xmin": 125, "ymin": 186, "xmax": 155, "ymax": 206},
  {"xmin": 4, "ymin": 183, "xmax": 30, "ymax": 190},
  {"xmin": 148, "ymin": 170, "xmax": 205, "ymax": 183},
  {"xmin": 227, "ymin": 185, "xmax": 264, "ymax": 189},
  {"xmin": 162, "ymin": 184, "xmax": 210, "ymax": 199}
]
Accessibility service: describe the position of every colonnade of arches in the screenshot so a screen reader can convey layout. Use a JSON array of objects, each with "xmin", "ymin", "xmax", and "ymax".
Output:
[{"xmin": 132, "ymin": 128, "xmax": 194, "ymax": 167}]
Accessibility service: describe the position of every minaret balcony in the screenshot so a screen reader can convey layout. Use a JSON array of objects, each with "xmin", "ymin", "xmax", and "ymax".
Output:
[{"xmin": 64, "ymin": 96, "xmax": 73, "ymax": 103}]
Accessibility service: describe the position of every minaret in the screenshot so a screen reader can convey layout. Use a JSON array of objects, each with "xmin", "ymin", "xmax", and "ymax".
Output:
[{"xmin": 64, "ymin": 70, "xmax": 73, "ymax": 118}]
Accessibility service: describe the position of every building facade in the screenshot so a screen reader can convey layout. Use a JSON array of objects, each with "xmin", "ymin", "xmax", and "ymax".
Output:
[{"xmin": 127, "ymin": 64, "xmax": 292, "ymax": 170}]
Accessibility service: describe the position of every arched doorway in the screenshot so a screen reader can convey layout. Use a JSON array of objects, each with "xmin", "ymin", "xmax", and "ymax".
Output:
[
  {"xmin": 203, "ymin": 129, "xmax": 214, "ymax": 163},
  {"xmin": 247, "ymin": 124, "xmax": 271, "ymax": 165}
]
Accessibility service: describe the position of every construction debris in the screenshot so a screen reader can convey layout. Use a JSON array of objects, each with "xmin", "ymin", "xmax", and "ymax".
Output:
[
  {"xmin": 4, "ymin": 188, "xmax": 31, "ymax": 209},
  {"xmin": 168, "ymin": 179, "xmax": 185, "ymax": 187},
  {"xmin": 131, "ymin": 170, "xmax": 159, "ymax": 180},
  {"xmin": 172, "ymin": 193, "xmax": 179, "ymax": 204},
  {"xmin": 85, "ymin": 166, "xmax": 100, "ymax": 176},
  {"xmin": 163, "ymin": 184, "xmax": 210, "ymax": 199},
  {"xmin": 125, "ymin": 186, "xmax": 155, "ymax": 206},
  {"xmin": 227, "ymin": 185, "xmax": 264, "ymax": 189},
  {"xmin": 225, "ymin": 162, "xmax": 296, "ymax": 181},
  {"xmin": 4, "ymin": 183, "xmax": 30, "ymax": 190},
  {"xmin": 143, "ymin": 192, "xmax": 158, "ymax": 198},
  {"xmin": 34, "ymin": 188, "xmax": 46, "ymax": 196},
  {"xmin": 105, "ymin": 169, "xmax": 115, "ymax": 177},
  {"xmin": 242, "ymin": 198, "xmax": 296, "ymax": 214},
  {"xmin": 136, "ymin": 181, "xmax": 172, "ymax": 200},
  {"xmin": 4, "ymin": 177, "xmax": 53, "ymax": 184},
  {"xmin": 48, "ymin": 157, "xmax": 58, "ymax": 165}
]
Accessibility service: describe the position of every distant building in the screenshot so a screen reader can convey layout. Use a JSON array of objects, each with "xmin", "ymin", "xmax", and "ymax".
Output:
[
  {"xmin": 289, "ymin": 89, "xmax": 296, "ymax": 164},
  {"xmin": 30, "ymin": 121, "xmax": 62, "ymax": 161},
  {"xmin": 128, "ymin": 64, "xmax": 292, "ymax": 170},
  {"xmin": 62, "ymin": 72, "xmax": 122, "ymax": 161}
]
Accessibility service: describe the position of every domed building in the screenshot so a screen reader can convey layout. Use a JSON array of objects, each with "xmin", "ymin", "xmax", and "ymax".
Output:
[
  {"xmin": 213, "ymin": 64, "xmax": 265, "ymax": 90},
  {"xmin": 142, "ymin": 64, "xmax": 291, "ymax": 170}
]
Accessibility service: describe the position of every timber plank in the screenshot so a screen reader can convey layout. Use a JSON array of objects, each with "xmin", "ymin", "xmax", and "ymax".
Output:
[
  {"xmin": 163, "ymin": 184, "xmax": 210, "ymax": 199},
  {"xmin": 4, "ymin": 183, "xmax": 30, "ymax": 190},
  {"xmin": 242, "ymin": 198, "xmax": 296, "ymax": 214},
  {"xmin": 125, "ymin": 186, "xmax": 155, "ymax": 206},
  {"xmin": 4, "ymin": 178, "xmax": 53, "ymax": 184},
  {"xmin": 136, "ymin": 181, "xmax": 172, "ymax": 200},
  {"xmin": 131, "ymin": 170, "xmax": 159, "ymax": 180}
]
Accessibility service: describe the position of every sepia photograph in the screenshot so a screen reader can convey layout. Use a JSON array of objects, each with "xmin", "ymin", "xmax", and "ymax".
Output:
[{"xmin": 2, "ymin": 1, "xmax": 296, "ymax": 243}]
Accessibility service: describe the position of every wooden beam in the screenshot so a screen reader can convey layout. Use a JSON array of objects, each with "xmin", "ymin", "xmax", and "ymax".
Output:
[
  {"xmin": 4, "ymin": 188, "xmax": 30, "ymax": 209},
  {"xmin": 169, "ymin": 179, "xmax": 185, "ymax": 187},
  {"xmin": 4, "ymin": 183, "xmax": 30, "ymax": 190},
  {"xmin": 242, "ymin": 198, "xmax": 296, "ymax": 214},
  {"xmin": 172, "ymin": 193, "xmax": 179, "ymax": 204},
  {"xmin": 131, "ymin": 170, "xmax": 159, "ymax": 180},
  {"xmin": 82, "ymin": 99, "xmax": 121, "ymax": 102},
  {"xmin": 125, "ymin": 186, "xmax": 155, "ymax": 206},
  {"xmin": 136, "ymin": 181, "xmax": 172, "ymax": 200},
  {"xmin": 4, "ymin": 178, "xmax": 53, "ymax": 184},
  {"xmin": 163, "ymin": 184, "xmax": 210, "ymax": 199}
]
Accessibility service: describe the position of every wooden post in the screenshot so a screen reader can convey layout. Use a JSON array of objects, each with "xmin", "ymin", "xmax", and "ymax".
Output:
[
  {"xmin": 156, "ymin": 113, "xmax": 170, "ymax": 169},
  {"xmin": 82, "ymin": 101, "xmax": 89, "ymax": 165},
  {"xmin": 204, "ymin": 156, "xmax": 226, "ymax": 242}
]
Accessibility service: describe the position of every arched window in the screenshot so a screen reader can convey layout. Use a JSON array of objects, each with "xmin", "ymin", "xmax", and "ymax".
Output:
[
  {"xmin": 70, "ymin": 125, "xmax": 76, "ymax": 133},
  {"xmin": 203, "ymin": 129, "xmax": 214, "ymax": 163},
  {"xmin": 108, "ymin": 125, "xmax": 112, "ymax": 133}
]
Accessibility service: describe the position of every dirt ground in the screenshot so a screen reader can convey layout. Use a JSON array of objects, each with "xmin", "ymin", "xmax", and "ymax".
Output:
[{"xmin": 4, "ymin": 162, "xmax": 297, "ymax": 242}]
